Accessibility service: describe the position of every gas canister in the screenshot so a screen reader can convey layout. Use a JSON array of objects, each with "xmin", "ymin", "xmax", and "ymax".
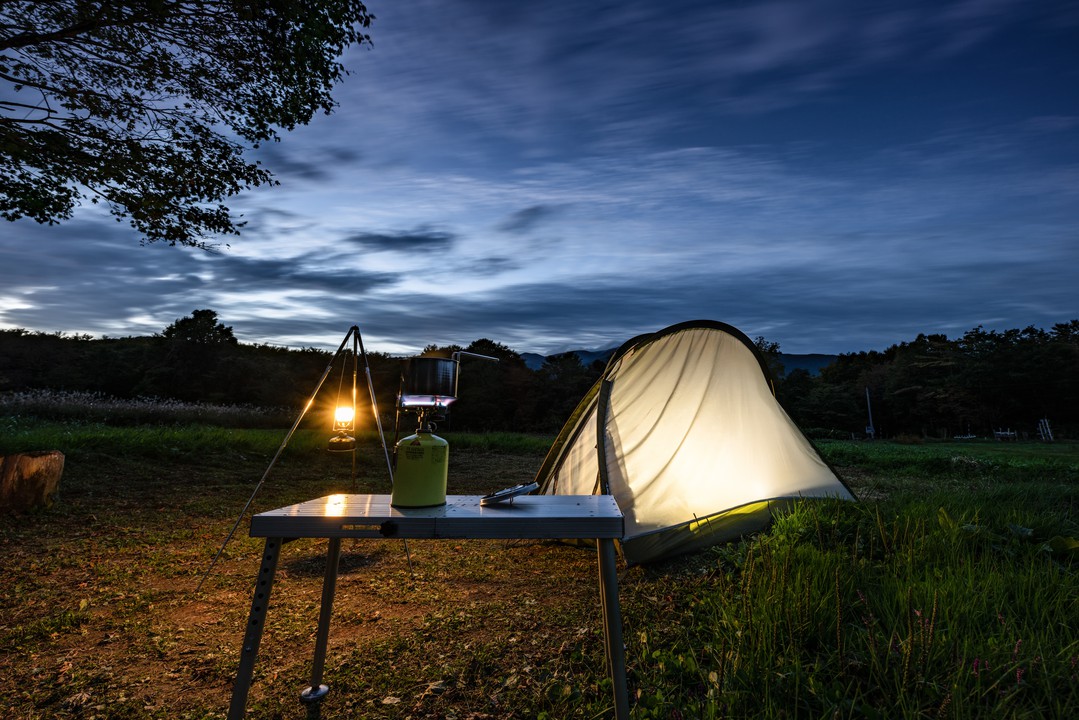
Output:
[{"xmin": 391, "ymin": 430, "xmax": 449, "ymax": 507}]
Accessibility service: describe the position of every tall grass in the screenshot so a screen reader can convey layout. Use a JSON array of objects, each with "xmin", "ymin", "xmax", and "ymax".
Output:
[
  {"xmin": 0, "ymin": 389, "xmax": 290, "ymax": 427},
  {"xmin": 625, "ymin": 468, "xmax": 1079, "ymax": 718},
  {"xmin": 629, "ymin": 503, "xmax": 1077, "ymax": 717}
]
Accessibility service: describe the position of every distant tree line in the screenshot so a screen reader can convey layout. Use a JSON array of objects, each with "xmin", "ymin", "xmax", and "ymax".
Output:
[
  {"xmin": 0, "ymin": 310, "xmax": 330, "ymax": 410},
  {"xmin": 1, "ymin": 311, "xmax": 1076, "ymax": 439},
  {"xmin": 776, "ymin": 321, "xmax": 1079, "ymax": 440},
  {"xmin": 0, "ymin": 310, "xmax": 603, "ymax": 434}
]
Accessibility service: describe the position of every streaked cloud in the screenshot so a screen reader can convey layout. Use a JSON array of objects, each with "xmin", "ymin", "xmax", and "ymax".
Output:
[
  {"xmin": 342, "ymin": 228, "xmax": 457, "ymax": 252},
  {"xmin": 498, "ymin": 205, "xmax": 559, "ymax": 235}
]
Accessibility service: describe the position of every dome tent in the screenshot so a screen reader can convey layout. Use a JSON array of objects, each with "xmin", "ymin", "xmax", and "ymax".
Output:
[{"xmin": 535, "ymin": 320, "xmax": 854, "ymax": 564}]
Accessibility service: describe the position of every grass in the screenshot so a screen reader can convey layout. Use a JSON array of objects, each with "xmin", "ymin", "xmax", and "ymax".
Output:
[
  {"xmin": 1, "ymin": 420, "xmax": 1076, "ymax": 719},
  {"xmin": 817, "ymin": 438, "xmax": 1079, "ymax": 480},
  {"xmin": 628, "ymin": 498, "xmax": 1077, "ymax": 718}
]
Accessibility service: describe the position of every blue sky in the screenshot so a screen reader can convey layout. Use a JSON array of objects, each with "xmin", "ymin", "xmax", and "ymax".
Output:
[{"xmin": 2, "ymin": 0, "xmax": 1077, "ymax": 355}]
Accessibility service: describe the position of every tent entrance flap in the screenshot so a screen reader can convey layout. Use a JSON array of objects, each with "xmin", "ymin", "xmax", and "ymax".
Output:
[{"xmin": 536, "ymin": 320, "xmax": 854, "ymax": 563}]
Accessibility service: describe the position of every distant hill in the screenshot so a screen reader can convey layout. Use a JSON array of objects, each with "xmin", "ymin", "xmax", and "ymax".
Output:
[
  {"xmin": 777, "ymin": 353, "xmax": 838, "ymax": 377},
  {"xmin": 520, "ymin": 352, "xmax": 546, "ymax": 370},
  {"xmin": 521, "ymin": 349, "xmax": 615, "ymax": 370},
  {"xmin": 522, "ymin": 349, "xmax": 837, "ymax": 376}
]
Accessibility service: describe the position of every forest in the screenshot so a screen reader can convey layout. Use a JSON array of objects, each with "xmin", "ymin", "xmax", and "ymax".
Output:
[{"xmin": 1, "ymin": 311, "xmax": 1076, "ymax": 440}]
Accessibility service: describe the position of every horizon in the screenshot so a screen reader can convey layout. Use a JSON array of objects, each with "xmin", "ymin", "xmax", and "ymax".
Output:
[{"xmin": 4, "ymin": 313, "xmax": 1074, "ymax": 361}]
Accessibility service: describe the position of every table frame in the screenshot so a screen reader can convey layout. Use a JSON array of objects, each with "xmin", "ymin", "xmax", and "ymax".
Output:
[{"xmin": 226, "ymin": 494, "xmax": 628, "ymax": 719}]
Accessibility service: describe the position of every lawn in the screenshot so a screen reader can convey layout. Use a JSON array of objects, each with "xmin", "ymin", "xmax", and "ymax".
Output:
[{"xmin": 1, "ymin": 420, "xmax": 1076, "ymax": 719}]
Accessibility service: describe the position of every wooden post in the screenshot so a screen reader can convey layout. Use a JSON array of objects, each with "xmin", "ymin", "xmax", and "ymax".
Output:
[{"xmin": 0, "ymin": 451, "xmax": 65, "ymax": 512}]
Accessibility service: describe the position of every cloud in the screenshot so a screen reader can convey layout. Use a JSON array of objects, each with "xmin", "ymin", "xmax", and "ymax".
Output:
[
  {"xmin": 0, "ymin": 213, "xmax": 399, "ymax": 337},
  {"xmin": 212, "ymin": 253, "xmax": 399, "ymax": 295},
  {"xmin": 341, "ymin": 0, "xmax": 1038, "ymax": 151},
  {"xmin": 4, "ymin": 99, "xmax": 1075, "ymax": 354},
  {"xmin": 497, "ymin": 205, "xmax": 559, "ymax": 234},
  {"xmin": 0, "ymin": 216, "xmax": 210, "ymax": 335},
  {"xmin": 453, "ymin": 256, "xmax": 520, "ymax": 277},
  {"xmin": 342, "ymin": 227, "xmax": 457, "ymax": 252},
  {"xmin": 252, "ymin": 142, "xmax": 364, "ymax": 184}
]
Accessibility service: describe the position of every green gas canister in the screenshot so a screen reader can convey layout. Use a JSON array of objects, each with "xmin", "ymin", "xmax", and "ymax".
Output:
[{"xmin": 391, "ymin": 429, "xmax": 449, "ymax": 507}]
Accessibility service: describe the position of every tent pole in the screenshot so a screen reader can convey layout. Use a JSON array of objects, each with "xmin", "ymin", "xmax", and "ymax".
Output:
[{"xmin": 594, "ymin": 379, "xmax": 614, "ymax": 496}]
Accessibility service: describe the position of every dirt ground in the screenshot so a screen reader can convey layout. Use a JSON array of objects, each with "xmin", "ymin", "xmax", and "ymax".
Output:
[{"xmin": 0, "ymin": 444, "xmax": 640, "ymax": 719}]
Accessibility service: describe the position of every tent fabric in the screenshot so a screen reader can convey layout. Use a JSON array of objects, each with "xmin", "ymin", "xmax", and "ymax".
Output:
[{"xmin": 535, "ymin": 320, "xmax": 854, "ymax": 564}]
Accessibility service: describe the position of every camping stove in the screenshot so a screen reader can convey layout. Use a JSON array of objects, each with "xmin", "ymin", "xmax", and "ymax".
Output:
[{"xmin": 390, "ymin": 351, "xmax": 497, "ymax": 507}]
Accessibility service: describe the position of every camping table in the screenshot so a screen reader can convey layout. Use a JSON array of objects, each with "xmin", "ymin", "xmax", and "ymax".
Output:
[{"xmin": 226, "ymin": 493, "xmax": 628, "ymax": 719}]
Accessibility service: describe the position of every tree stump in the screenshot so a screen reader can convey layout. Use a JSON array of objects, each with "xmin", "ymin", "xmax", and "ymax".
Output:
[{"xmin": 0, "ymin": 451, "xmax": 65, "ymax": 512}]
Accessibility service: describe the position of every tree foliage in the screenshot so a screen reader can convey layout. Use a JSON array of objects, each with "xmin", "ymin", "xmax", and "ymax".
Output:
[
  {"xmin": 777, "ymin": 321, "xmax": 1079, "ymax": 439},
  {"xmin": 0, "ymin": 0, "xmax": 372, "ymax": 246},
  {"xmin": 753, "ymin": 334, "xmax": 785, "ymax": 380},
  {"xmin": 160, "ymin": 308, "xmax": 236, "ymax": 345}
]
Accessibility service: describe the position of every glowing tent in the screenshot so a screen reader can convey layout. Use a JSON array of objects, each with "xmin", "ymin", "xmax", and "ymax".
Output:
[{"xmin": 535, "ymin": 320, "xmax": 854, "ymax": 563}]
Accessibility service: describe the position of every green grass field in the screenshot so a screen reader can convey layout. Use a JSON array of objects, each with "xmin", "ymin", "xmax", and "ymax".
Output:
[{"xmin": 1, "ymin": 420, "xmax": 1076, "ymax": 719}]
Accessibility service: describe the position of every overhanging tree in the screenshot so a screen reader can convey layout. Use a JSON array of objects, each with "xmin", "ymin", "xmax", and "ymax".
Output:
[{"xmin": 0, "ymin": 1, "xmax": 372, "ymax": 247}]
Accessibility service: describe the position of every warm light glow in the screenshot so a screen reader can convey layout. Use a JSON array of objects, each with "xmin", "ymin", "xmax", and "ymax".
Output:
[
  {"xmin": 324, "ymin": 493, "xmax": 348, "ymax": 517},
  {"xmin": 333, "ymin": 405, "xmax": 355, "ymax": 430}
]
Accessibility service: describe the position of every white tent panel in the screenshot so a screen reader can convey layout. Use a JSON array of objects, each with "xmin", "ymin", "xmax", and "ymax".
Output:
[
  {"xmin": 537, "ymin": 320, "xmax": 854, "ymax": 563},
  {"xmin": 553, "ymin": 402, "xmax": 601, "ymax": 495},
  {"xmin": 603, "ymin": 327, "xmax": 844, "ymax": 546}
]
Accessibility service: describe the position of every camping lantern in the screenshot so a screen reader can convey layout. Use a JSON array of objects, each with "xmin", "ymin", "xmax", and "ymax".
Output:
[
  {"xmin": 328, "ymin": 404, "xmax": 356, "ymax": 453},
  {"xmin": 390, "ymin": 350, "xmax": 497, "ymax": 507},
  {"xmin": 333, "ymin": 405, "xmax": 355, "ymax": 430},
  {"xmin": 328, "ymin": 348, "xmax": 359, "ymax": 454}
]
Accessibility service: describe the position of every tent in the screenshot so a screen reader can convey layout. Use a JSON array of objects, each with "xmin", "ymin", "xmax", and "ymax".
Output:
[{"xmin": 535, "ymin": 320, "xmax": 855, "ymax": 563}]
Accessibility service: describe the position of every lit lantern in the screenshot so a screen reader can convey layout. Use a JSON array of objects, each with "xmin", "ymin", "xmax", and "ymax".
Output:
[
  {"xmin": 328, "ymin": 404, "xmax": 356, "ymax": 452},
  {"xmin": 333, "ymin": 405, "xmax": 355, "ymax": 432}
]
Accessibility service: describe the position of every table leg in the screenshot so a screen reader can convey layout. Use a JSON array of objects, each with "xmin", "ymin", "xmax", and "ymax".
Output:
[
  {"xmin": 597, "ymin": 538, "xmax": 629, "ymax": 719},
  {"xmin": 300, "ymin": 536, "xmax": 342, "ymax": 707},
  {"xmin": 228, "ymin": 537, "xmax": 284, "ymax": 720}
]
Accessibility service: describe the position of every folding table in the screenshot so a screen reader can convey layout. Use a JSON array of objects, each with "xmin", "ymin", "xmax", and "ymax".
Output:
[{"xmin": 226, "ymin": 493, "xmax": 628, "ymax": 718}]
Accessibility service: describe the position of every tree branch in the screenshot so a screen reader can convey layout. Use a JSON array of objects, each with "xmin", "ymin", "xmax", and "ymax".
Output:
[
  {"xmin": 0, "ymin": 16, "xmax": 107, "ymax": 51},
  {"xmin": 0, "ymin": 2, "xmax": 175, "ymax": 51},
  {"xmin": 2, "ymin": 0, "xmax": 374, "ymax": 246}
]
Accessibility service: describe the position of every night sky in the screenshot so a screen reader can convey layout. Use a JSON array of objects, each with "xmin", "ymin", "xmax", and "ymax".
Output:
[{"xmin": 2, "ymin": 0, "xmax": 1077, "ymax": 356}]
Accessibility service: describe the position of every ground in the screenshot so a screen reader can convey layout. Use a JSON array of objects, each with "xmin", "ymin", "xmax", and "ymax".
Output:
[{"xmin": 0, "ymin": 441, "xmax": 660, "ymax": 719}]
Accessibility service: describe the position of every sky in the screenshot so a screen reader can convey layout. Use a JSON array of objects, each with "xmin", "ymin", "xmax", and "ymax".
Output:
[{"xmin": 2, "ymin": 0, "xmax": 1077, "ymax": 357}]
